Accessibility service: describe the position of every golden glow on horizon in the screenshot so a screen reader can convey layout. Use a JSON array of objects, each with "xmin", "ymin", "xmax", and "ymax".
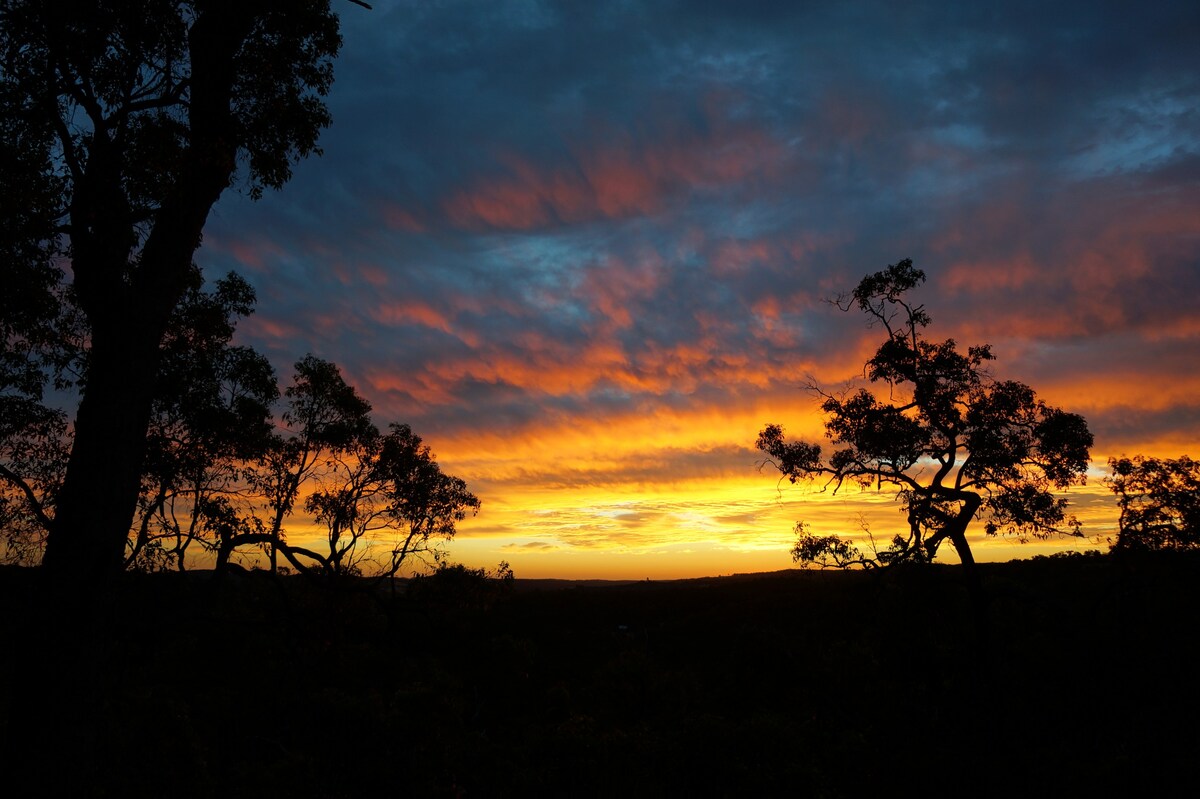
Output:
[
  {"xmin": 357, "ymin": 359, "xmax": 1190, "ymax": 579},
  {"xmin": 238, "ymin": 368, "xmax": 1195, "ymax": 581},
  {"xmin": 438, "ymin": 471, "xmax": 1122, "ymax": 580},
  {"xmin": 248, "ymin": 263, "xmax": 1199, "ymax": 582},
  {"xmin": 416, "ymin": 394, "xmax": 1135, "ymax": 578},
  {"xmin": 251, "ymin": 298, "xmax": 1195, "ymax": 581}
]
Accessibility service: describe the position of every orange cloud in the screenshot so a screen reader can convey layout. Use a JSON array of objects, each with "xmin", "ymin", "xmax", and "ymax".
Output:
[
  {"xmin": 1037, "ymin": 373, "xmax": 1200, "ymax": 415},
  {"xmin": 929, "ymin": 180, "xmax": 1200, "ymax": 341},
  {"xmin": 942, "ymin": 254, "xmax": 1041, "ymax": 294},
  {"xmin": 240, "ymin": 316, "xmax": 302, "ymax": 344},
  {"xmin": 575, "ymin": 253, "xmax": 667, "ymax": 330},
  {"xmin": 439, "ymin": 125, "xmax": 783, "ymax": 231},
  {"xmin": 710, "ymin": 238, "xmax": 776, "ymax": 277},
  {"xmin": 208, "ymin": 234, "xmax": 287, "ymax": 273},
  {"xmin": 371, "ymin": 300, "xmax": 456, "ymax": 334},
  {"xmin": 358, "ymin": 263, "xmax": 390, "ymax": 287},
  {"xmin": 382, "ymin": 205, "xmax": 426, "ymax": 233}
]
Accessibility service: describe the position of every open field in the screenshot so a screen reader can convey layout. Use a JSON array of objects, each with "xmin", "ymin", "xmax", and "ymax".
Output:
[{"xmin": 3, "ymin": 554, "xmax": 1199, "ymax": 796}]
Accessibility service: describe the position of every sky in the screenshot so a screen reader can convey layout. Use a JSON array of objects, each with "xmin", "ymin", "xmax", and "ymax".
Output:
[{"xmin": 196, "ymin": 0, "xmax": 1200, "ymax": 579}]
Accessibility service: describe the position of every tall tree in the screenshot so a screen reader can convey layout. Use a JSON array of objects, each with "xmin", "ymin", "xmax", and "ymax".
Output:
[
  {"xmin": 0, "ymin": 1, "xmax": 343, "ymax": 579},
  {"xmin": 757, "ymin": 260, "xmax": 1094, "ymax": 584}
]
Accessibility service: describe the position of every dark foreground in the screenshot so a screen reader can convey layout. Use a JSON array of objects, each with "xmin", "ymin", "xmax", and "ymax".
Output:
[{"xmin": 2, "ymin": 553, "xmax": 1199, "ymax": 796}]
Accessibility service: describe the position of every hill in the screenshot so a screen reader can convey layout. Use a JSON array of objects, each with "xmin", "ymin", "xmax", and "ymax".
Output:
[{"xmin": 2, "ymin": 554, "xmax": 1198, "ymax": 796}]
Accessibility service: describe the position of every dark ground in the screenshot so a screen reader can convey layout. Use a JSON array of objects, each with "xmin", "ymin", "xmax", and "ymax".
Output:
[{"xmin": 2, "ymin": 552, "xmax": 1198, "ymax": 797}]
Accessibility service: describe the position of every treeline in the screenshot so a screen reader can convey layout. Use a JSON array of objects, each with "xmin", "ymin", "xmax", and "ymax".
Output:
[
  {"xmin": 0, "ymin": 272, "xmax": 480, "ymax": 579},
  {"xmin": 2, "ymin": 271, "xmax": 1196, "ymax": 575}
]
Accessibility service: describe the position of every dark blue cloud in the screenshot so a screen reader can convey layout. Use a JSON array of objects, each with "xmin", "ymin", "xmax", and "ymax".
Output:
[{"xmin": 197, "ymin": 0, "xmax": 1200, "ymax": 466}]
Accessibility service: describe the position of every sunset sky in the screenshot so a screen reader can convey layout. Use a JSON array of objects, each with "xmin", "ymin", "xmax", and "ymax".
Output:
[{"xmin": 196, "ymin": 1, "xmax": 1200, "ymax": 578}]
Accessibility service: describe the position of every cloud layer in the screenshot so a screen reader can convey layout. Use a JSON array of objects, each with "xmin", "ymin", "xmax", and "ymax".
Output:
[{"xmin": 197, "ymin": 1, "xmax": 1200, "ymax": 577}]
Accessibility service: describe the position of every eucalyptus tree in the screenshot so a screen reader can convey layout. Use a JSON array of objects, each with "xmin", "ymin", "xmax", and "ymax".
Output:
[
  {"xmin": 289, "ymin": 423, "xmax": 481, "ymax": 580},
  {"xmin": 0, "ymin": 44, "xmax": 71, "ymax": 563},
  {"xmin": 126, "ymin": 272, "xmax": 277, "ymax": 570},
  {"xmin": 248, "ymin": 355, "xmax": 375, "ymax": 573},
  {"xmin": 757, "ymin": 260, "xmax": 1094, "ymax": 582},
  {"xmin": 0, "ymin": 0, "xmax": 346, "ymax": 579},
  {"xmin": 0, "ymin": 402, "xmax": 68, "ymax": 564}
]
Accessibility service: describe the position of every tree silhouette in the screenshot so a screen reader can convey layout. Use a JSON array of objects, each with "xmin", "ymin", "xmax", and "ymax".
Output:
[
  {"xmin": 127, "ymin": 272, "xmax": 277, "ymax": 570},
  {"xmin": 293, "ymin": 423, "xmax": 481, "ymax": 580},
  {"xmin": 1106, "ymin": 455, "xmax": 1200, "ymax": 552},
  {"xmin": 224, "ymin": 360, "xmax": 480, "ymax": 580},
  {"xmin": 0, "ymin": 62, "xmax": 73, "ymax": 562},
  {"xmin": 0, "ymin": 400, "xmax": 68, "ymax": 564},
  {"xmin": 757, "ymin": 260, "xmax": 1093, "ymax": 584},
  {"xmin": 249, "ymin": 355, "xmax": 375, "ymax": 573},
  {"xmin": 1, "ymin": 1, "xmax": 344, "ymax": 581},
  {"xmin": 370, "ymin": 423, "xmax": 481, "ymax": 578}
]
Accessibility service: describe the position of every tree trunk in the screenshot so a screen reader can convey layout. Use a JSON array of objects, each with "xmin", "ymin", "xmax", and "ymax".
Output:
[
  {"xmin": 43, "ymin": 323, "xmax": 163, "ymax": 581},
  {"xmin": 941, "ymin": 490, "xmax": 988, "ymax": 638},
  {"xmin": 948, "ymin": 529, "xmax": 979, "ymax": 591},
  {"xmin": 216, "ymin": 539, "xmax": 232, "ymax": 572},
  {"xmin": 948, "ymin": 525, "xmax": 989, "ymax": 639}
]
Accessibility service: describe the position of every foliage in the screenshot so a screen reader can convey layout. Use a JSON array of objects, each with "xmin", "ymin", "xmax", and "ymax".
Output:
[
  {"xmin": 1, "ymin": 0, "xmax": 342, "ymax": 215},
  {"xmin": 757, "ymin": 259, "xmax": 1093, "ymax": 570},
  {"xmin": 1, "ymin": 0, "xmax": 346, "ymax": 576},
  {"xmin": 249, "ymin": 354, "xmax": 375, "ymax": 572},
  {"xmin": 283, "ymin": 417, "xmax": 482, "ymax": 580},
  {"xmin": 1106, "ymin": 455, "xmax": 1200, "ymax": 552},
  {"xmin": 369, "ymin": 424, "xmax": 482, "ymax": 575},
  {"xmin": 0, "ymin": 46, "xmax": 74, "ymax": 563},
  {"xmin": 0, "ymin": 318, "xmax": 482, "ymax": 577},
  {"xmin": 127, "ymin": 272, "xmax": 278, "ymax": 570},
  {"xmin": 407, "ymin": 560, "xmax": 515, "ymax": 609},
  {"xmin": 0, "ymin": 400, "xmax": 69, "ymax": 564},
  {"xmin": 0, "ymin": 76, "xmax": 65, "ymax": 404}
]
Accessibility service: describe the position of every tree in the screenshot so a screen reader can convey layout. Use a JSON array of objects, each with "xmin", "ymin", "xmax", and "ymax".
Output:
[
  {"xmin": 126, "ymin": 271, "xmax": 277, "ymax": 571},
  {"xmin": 1, "ymin": 0, "xmax": 344, "ymax": 580},
  {"xmin": 0, "ymin": 400, "xmax": 68, "ymax": 564},
  {"xmin": 369, "ymin": 423, "xmax": 481, "ymax": 578},
  {"xmin": 291, "ymin": 423, "xmax": 481, "ymax": 580},
  {"xmin": 408, "ymin": 560, "xmax": 514, "ymax": 610},
  {"xmin": 248, "ymin": 354, "xmax": 375, "ymax": 573},
  {"xmin": 222, "ymin": 360, "xmax": 480, "ymax": 582},
  {"xmin": 0, "ymin": 46, "xmax": 73, "ymax": 563},
  {"xmin": 1106, "ymin": 455, "xmax": 1200, "ymax": 552},
  {"xmin": 757, "ymin": 260, "xmax": 1094, "ymax": 584}
]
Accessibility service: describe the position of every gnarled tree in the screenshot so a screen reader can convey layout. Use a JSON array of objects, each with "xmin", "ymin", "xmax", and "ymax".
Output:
[{"xmin": 757, "ymin": 260, "xmax": 1093, "ymax": 584}]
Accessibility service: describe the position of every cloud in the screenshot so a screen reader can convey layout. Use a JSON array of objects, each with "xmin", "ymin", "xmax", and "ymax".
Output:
[
  {"xmin": 184, "ymin": 0, "xmax": 1200, "ymax": 576},
  {"xmin": 436, "ymin": 118, "xmax": 785, "ymax": 232}
]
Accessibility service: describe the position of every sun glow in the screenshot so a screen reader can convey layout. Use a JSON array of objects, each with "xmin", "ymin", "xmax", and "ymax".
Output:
[{"xmin": 426, "ymin": 403, "xmax": 1127, "ymax": 579}]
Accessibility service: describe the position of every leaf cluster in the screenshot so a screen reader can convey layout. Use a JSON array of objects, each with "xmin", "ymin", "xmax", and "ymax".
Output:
[
  {"xmin": 1106, "ymin": 455, "xmax": 1200, "ymax": 552},
  {"xmin": 0, "ymin": 0, "xmax": 342, "ymax": 227}
]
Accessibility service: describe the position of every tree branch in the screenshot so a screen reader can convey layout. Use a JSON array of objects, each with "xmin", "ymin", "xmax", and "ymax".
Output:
[{"xmin": 0, "ymin": 464, "xmax": 53, "ymax": 531}]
